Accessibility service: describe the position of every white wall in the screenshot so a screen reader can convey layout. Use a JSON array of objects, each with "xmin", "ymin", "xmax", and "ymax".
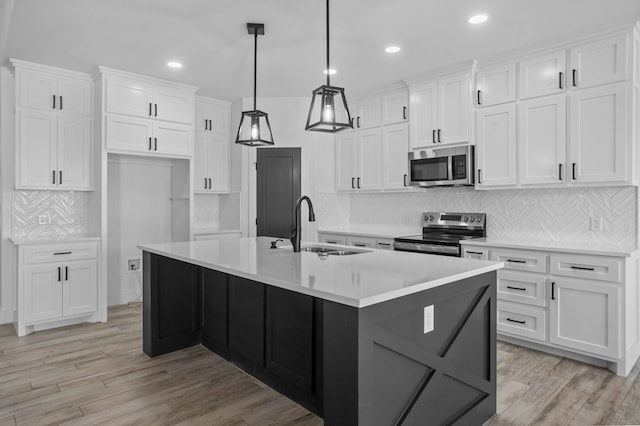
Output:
[
  {"xmin": 239, "ymin": 97, "xmax": 334, "ymax": 241},
  {"xmin": 107, "ymin": 155, "xmax": 173, "ymax": 305}
]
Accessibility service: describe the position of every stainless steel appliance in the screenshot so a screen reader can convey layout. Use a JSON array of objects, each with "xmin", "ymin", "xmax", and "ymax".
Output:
[
  {"xmin": 409, "ymin": 145, "xmax": 474, "ymax": 187},
  {"xmin": 394, "ymin": 212, "xmax": 486, "ymax": 256}
]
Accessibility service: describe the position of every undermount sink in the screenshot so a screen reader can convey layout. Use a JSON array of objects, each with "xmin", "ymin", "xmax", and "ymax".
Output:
[
  {"xmin": 301, "ymin": 246, "xmax": 370, "ymax": 256},
  {"xmin": 301, "ymin": 246, "xmax": 336, "ymax": 253}
]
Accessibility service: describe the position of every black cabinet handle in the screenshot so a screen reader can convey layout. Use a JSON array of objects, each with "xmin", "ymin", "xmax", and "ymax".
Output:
[
  {"xmin": 477, "ymin": 90, "xmax": 482, "ymax": 105},
  {"xmin": 357, "ymin": 177, "xmax": 361, "ymax": 188},
  {"xmin": 477, "ymin": 169, "xmax": 482, "ymax": 184},
  {"xmin": 52, "ymin": 170, "xmax": 56, "ymax": 184},
  {"xmin": 432, "ymin": 129, "xmax": 436, "ymax": 144},
  {"xmin": 208, "ymin": 178, "xmax": 212, "ymax": 189},
  {"xmin": 148, "ymin": 137, "xmax": 152, "ymax": 150},
  {"xmin": 558, "ymin": 163, "xmax": 563, "ymax": 180},
  {"xmin": 54, "ymin": 251, "xmax": 72, "ymax": 255},
  {"xmin": 506, "ymin": 318, "xmax": 526, "ymax": 324},
  {"xmin": 204, "ymin": 178, "xmax": 208, "ymax": 189},
  {"xmin": 59, "ymin": 171, "xmax": 62, "ymax": 185},
  {"xmin": 154, "ymin": 103, "xmax": 158, "ymax": 117},
  {"xmin": 351, "ymin": 177, "xmax": 355, "ymax": 189},
  {"xmin": 403, "ymin": 174, "xmax": 408, "ymax": 187},
  {"xmin": 59, "ymin": 96, "xmax": 63, "ymax": 110},
  {"xmin": 506, "ymin": 286, "xmax": 527, "ymax": 291},
  {"xmin": 551, "ymin": 281, "xmax": 556, "ymax": 300},
  {"xmin": 402, "ymin": 106, "xmax": 407, "ymax": 120},
  {"xmin": 572, "ymin": 69, "xmax": 577, "ymax": 87},
  {"xmin": 209, "ymin": 119, "xmax": 212, "ymax": 131},
  {"xmin": 559, "ymin": 72, "xmax": 563, "ymax": 89},
  {"xmin": 354, "ymin": 243, "xmax": 367, "ymax": 247},
  {"xmin": 570, "ymin": 265, "xmax": 595, "ymax": 271},
  {"xmin": 572, "ymin": 163, "xmax": 577, "ymax": 180},
  {"xmin": 437, "ymin": 129, "xmax": 441, "ymax": 143},
  {"xmin": 507, "ymin": 259, "xmax": 527, "ymax": 264},
  {"xmin": 357, "ymin": 116, "xmax": 361, "ymax": 128},
  {"xmin": 378, "ymin": 242, "xmax": 391, "ymax": 246},
  {"xmin": 154, "ymin": 137, "xmax": 158, "ymax": 151},
  {"xmin": 52, "ymin": 95, "xmax": 56, "ymax": 109},
  {"xmin": 466, "ymin": 251, "xmax": 483, "ymax": 255},
  {"xmin": 149, "ymin": 103, "xmax": 152, "ymax": 116},
  {"xmin": 58, "ymin": 267, "xmax": 61, "ymax": 282},
  {"xmin": 65, "ymin": 266, "xmax": 68, "ymax": 281},
  {"xmin": 204, "ymin": 119, "xmax": 208, "ymax": 131}
]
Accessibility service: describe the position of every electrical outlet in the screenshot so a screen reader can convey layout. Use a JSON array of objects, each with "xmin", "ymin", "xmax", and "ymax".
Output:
[
  {"xmin": 38, "ymin": 214, "xmax": 51, "ymax": 225},
  {"xmin": 590, "ymin": 217, "xmax": 603, "ymax": 232},
  {"xmin": 127, "ymin": 259, "xmax": 140, "ymax": 271},
  {"xmin": 423, "ymin": 305, "xmax": 434, "ymax": 334}
]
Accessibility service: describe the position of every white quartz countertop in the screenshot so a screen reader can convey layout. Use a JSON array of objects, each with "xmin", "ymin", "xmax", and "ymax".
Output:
[
  {"xmin": 317, "ymin": 228, "xmax": 406, "ymax": 239},
  {"xmin": 461, "ymin": 237, "xmax": 638, "ymax": 257},
  {"xmin": 138, "ymin": 237, "xmax": 503, "ymax": 308},
  {"xmin": 11, "ymin": 235, "xmax": 101, "ymax": 246}
]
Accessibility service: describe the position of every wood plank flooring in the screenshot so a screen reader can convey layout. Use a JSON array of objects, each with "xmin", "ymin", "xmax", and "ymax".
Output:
[{"xmin": 0, "ymin": 304, "xmax": 638, "ymax": 425}]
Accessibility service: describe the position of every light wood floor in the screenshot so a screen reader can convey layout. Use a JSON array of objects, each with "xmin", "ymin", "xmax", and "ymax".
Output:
[{"xmin": 0, "ymin": 304, "xmax": 638, "ymax": 425}]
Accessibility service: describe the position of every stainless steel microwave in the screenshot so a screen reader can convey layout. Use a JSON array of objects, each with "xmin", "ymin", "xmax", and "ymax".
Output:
[{"xmin": 409, "ymin": 145, "xmax": 474, "ymax": 187}]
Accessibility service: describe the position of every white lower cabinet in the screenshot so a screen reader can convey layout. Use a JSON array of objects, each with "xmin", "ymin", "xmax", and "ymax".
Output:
[
  {"xmin": 318, "ymin": 232, "xmax": 394, "ymax": 250},
  {"xmin": 16, "ymin": 241, "xmax": 101, "ymax": 336},
  {"xmin": 318, "ymin": 233, "xmax": 347, "ymax": 245}
]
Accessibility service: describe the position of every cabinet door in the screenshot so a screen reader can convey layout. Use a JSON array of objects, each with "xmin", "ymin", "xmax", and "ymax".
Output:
[
  {"xmin": 228, "ymin": 276, "xmax": 265, "ymax": 366},
  {"xmin": 346, "ymin": 236, "xmax": 376, "ymax": 248},
  {"xmin": 152, "ymin": 86, "xmax": 194, "ymax": 124},
  {"xmin": 106, "ymin": 114, "xmax": 152, "ymax": 153},
  {"xmin": 475, "ymin": 104, "xmax": 517, "ymax": 187},
  {"xmin": 105, "ymin": 77, "xmax": 153, "ymax": 118},
  {"xmin": 152, "ymin": 121, "xmax": 192, "ymax": 157},
  {"xmin": 193, "ymin": 132, "xmax": 208, "ymax": 192},
  {"xmin": 355, "ymin": 96, "xmax": 381, "ymax": 129},
  {"xmin": 519, "ymin": 50, "xmax": 567, "ymax": 99},
  {"xmin": 265, "ymin": 286, "xmax": 314, "ymax": 392},
  {"xmin": 570, "ymin": 35, "xmax": 627, "ymax": 89},
  {"xmin": 335, "ymin": 131, "xmax": 357, "ymax": 191},
  {"xmin": 357, "ymin": 128, "xmax": 382, "ymax": 190},
  {"xmin": 569, "ymin": 83, "xmax": 627, "ymax": 184},
  {"xmin": 57, "ymin": 77, "xmax": 92, "ymax": 116},
  {"xmin": 194, "ymin": 101, "xmax": 210, "ymax": 133},
  {"xmin": 382, "ymin": 89, "xmax": 408, "ymax": 125},
  {"xmin": 518, "ymin": 95, "xmax": 567, "ymax": 185},
  {"xmin": 202, "ymin": 269, "xmax": 228, "ymax": 348},
  {"xmin": 462, "ymin": 247, "xmax": 489, "ymax": 260},
  {"xmin": 437, "ymin": 72, "xmax": 469, "ymax": 144},
  {"xmin": 549, "ymin": 278, "xmax": 619, "ymax": 358},
  {"xmin": 208, "ymin": 102, "xmax": 230, "ymax": 136},
  {"xmin": 476, "ymin": 62, "xmax": 517, "ymax": 107},
  {"xmin": 57, "ymin": 116, "xmax": 92, "ymax": 190},
  {"xmin": 382, "ymin": 122, "xmax": 409, "ymax": 189},
  {"xmin": 63, "ymin": 260, "xmax": 97, "ymax": 316},
  {"xmin": 23, "ymin": 264, "xmax": 63, "ymax": 322},
  {"xmin": 17, "ymin": 110, "xmax": 57, "ymax": 189},
  {"xmin": 409, "ymin": 81, "xmax": 437, "ymax": 149},
  {"xmin": 207, "ymin": 133, "xmax": 230, "ymax": 193},
  {"xmin": 18, "ymin": 68, "xmax": 58, "ymax": 112}
]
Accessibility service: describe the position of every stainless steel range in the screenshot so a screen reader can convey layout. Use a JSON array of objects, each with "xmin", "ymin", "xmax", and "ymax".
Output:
[{"xmin": 393, "ymin": 212, "xmax": 486, "ymax": 257}]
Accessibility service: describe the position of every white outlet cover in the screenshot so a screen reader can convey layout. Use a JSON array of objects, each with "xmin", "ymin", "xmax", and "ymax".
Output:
[{"xmin": 424, "ymin": 305, "xmax": 434, "ymax": 334}]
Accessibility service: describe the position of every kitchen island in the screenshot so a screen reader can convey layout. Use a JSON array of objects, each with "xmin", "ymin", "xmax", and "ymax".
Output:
[{"xmin": 139, "ymin": 237, "xmax": 503, "ymax": 425}]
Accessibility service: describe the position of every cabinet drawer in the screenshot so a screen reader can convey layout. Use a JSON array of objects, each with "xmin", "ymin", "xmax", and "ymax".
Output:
[
  {"xmin": 497, "ymin": 302, "xmax": 546, "ymax": 342},
  {"xmin": 491, "ymin": 249, "xmax": 548, "ymax": 273},
  {"xmin": 318, "ymin": 234, "xmax": 346, "ymax": 245},
  {"xmin": 550, "ymin": 254, "xmax": 621, "ymax": 282},
  {"xmin": 23, "ymin": 242, "xmax": 98, "ymax": 265},
  {"xmin": 346, "ymin": 236, "xmax": 376, "ymax": 248},
  {"xmin": 498, "ymin": 270, "xmax": 547, "ymax": 307},
  {"xmin": 375, "ymin": 239, "xmax": 394, "ymax": 250},
  {"xmin": 462, "ymin": 247, "xmax": 489, "ymax": 260}
]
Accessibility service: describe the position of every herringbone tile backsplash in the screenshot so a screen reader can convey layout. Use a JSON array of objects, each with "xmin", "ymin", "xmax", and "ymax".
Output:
[
  {"xmin": 14, "ymin": 191, "xmax": 88, "ymax": 238},
  {"xmin": 318, "ymin": 187, "xmax": 637, "ymax": 246}
]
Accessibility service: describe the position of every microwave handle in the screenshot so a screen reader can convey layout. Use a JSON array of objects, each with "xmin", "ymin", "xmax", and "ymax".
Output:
[{"xmin": 447, "ymin": 155, "xmax": 453, "ymax": 181}]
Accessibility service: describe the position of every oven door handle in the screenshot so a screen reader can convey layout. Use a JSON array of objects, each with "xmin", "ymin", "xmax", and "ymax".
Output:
[{"xmin": 393, "ymin": 241, "xmax": 460, "ymax": 256}]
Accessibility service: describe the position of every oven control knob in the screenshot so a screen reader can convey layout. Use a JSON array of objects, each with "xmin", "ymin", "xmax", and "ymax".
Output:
[
  {"xmin": 429, "ymin": 216, "xmax": 434, "ymax": 221},
  {"xmin": 464, "ymin": 217, "xmax": 469, "ymax": 222}
]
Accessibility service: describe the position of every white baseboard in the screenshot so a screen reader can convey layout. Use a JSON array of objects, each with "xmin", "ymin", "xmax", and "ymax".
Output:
[{"xmin": 107, "ymin": 291, "xmax": 143, "ymax": 307}]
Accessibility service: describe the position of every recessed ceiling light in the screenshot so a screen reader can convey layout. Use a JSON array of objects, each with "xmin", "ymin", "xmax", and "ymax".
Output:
[
  {"xmin": 468, "ymin": 14, "xmax": 488, "ymax": 24},
  {"xmin": 167, "ymin": 62, "xmax": 183, "ymax": 69},
  {"xmin": 324, "ymin": 68, "xmax": 337, "ymax": 75},
  {"xmin": 385, "ymin": 46, "xmax": 401, "ymax": 54}
]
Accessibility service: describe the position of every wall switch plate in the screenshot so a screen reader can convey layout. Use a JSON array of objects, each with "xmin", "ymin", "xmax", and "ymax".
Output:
[
  {"xmin": 128, "ymin": 259, "xmax": 140, "ymax": 271},
  {"xmin": 424, "ymin": 305, "xmax": 434, "ymax": 334}
]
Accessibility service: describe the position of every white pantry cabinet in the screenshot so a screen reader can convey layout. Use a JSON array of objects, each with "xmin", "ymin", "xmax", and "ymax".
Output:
[
  {"xmin": 475, "ymin": 62, "xmax": 517, "ymax": 107},
  {"xmin": 409, "ymin": 71, "xmax": 470, "ymax": 149},
  {"xmin": 475, "ymin": 103, "xmax": 517, "ymax": 188},
  {"xmin": 13, "ymin": 60, "xmax": 94, "ymax": 190},
  {"xmin": 194, "ymin": 97, "xmax": 231, "ymax": 193},
  {"xmin": 15, "ymin": 240, "xmax": 101, "ymax": 337}
]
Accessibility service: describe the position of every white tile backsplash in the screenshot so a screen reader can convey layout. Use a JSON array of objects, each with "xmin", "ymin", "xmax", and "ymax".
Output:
[
  {"xmin": 14, "ymin": 190, "xmax": 88, "ymax": 238},
  {"xmin": 194, "ymin": 194, "xmax": 220, "ymax": 229},
  {"xmin": 319, "ymin": 187, "xmax": 637, "ymax": 246}
]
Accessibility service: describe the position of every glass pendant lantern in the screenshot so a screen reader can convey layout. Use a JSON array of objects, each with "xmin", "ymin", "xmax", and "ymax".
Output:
[{"xmin": 236, "ymin": 23, "xmax": 274, "ymax": 146}]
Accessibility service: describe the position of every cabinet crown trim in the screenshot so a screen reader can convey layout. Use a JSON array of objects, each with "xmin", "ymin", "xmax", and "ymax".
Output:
[
  {"xmin": 94, "ymin": 66, "xmax": 199, "ymax": 92},
  {"xmin": 11, "ymin": 58, "xmax": 94, "ymax": 82}
]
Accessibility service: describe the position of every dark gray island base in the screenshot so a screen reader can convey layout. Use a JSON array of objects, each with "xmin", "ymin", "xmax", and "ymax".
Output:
[{"xmin": 142, "ymin": 251, "xmax": 497, "ymax": 425}]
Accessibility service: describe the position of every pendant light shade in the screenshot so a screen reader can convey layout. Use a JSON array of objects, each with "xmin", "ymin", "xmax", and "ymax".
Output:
[
  {"xmin": 236, "ymin": 23, "xmax": 274, "ymax": 146},
  {"xmin": 305, "ymin": 0, "xmax": 353, "ymax": 133}
]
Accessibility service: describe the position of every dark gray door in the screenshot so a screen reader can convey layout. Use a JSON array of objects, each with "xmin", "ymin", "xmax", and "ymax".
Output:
[{"xmin": 256, "ymin": 148, "xmax": 301, "ymax": 238}]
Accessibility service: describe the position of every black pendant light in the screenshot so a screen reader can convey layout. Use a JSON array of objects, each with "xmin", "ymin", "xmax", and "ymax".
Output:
[
  {"xmin": 236, "ymin": 23, "xmax": 274, "ymax": 146},
  {"xmin": 305, "ymin": 0, "xmax": 353, "ymax": 133}
]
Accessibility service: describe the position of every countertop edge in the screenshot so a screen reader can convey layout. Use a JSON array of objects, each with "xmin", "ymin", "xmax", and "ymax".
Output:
[
  {"xmin": 11, "ymin": 236, "xmax": 102, "ymax": 246},
  {"xmin": 460, "ymin": 239, "xmax": 638, "ymax": 257}
]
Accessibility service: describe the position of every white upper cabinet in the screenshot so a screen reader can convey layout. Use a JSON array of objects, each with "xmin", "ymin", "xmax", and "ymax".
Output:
[
  {"xmin": 354, "ymin": 96, "xmax": 381, "ymax": 129},
  {"xmin": 518, "ymin": 95, "xmax": 567, "ymax": 185},
  {"xmin": 195, "ymin": 98, "xmax": 230, "ymax": 135},
  {"xmin": 519, "ymin": 50, "xmax": 567, "ymax": 99},
  {"xmin": 194, "ymin": 97, "xmax": 231, "ymax": 193},
  {"xmin": 382, "ymin": 89, "xmax": 409, "ymax": 125},
  {"xmin": 410, "ymin": 71, "xmax": 470, "ymax": 149},
  {"xmin": 335, "ymin": 131, "xmax": 358, "ymax": 191},
  {"xmin": 382, "ymin": 123, "xmax": 409, "ymax": 189},
  {"xmin": 357, "ymin": 128, "xmax": 382, "ymax": 190},
  {"xmin": 569, "ymin": 34, "xmax": 627, "ymax": 89},
  {"xmin": 476, "ymin": 104, "xmax": 517, "ymax": 188},
  {"xmin": 569, "ymin": 83, "xmax": 627, "ymax": 184},
  {"xmin": 152, "ymin": 86, "xmax": 194, "ymax": 124},
  {"xmin": 152, "ymin": 122, "xmax": 193, "ymax": 157},
  {"xmin": 476, "ymin": 62, "xmax": 517, "ymax": 107},
  {"xmin": 13, "ymin": 60, "xmax": 94, "ymax": 190}
]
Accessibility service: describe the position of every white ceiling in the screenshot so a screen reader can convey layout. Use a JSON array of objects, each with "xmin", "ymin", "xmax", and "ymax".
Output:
[{"xmin": 1, "ymin": 0, "xmax": 639, "ymax": 101}]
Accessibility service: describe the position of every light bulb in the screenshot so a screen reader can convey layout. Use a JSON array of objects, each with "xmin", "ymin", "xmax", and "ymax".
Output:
[
  {"xmin": 323, "ymin": 104, "xmax": 334, "ymax": 122},
  {"xmin": 251, "ymin": 123, "xmax": 259, "ymax": 140}
]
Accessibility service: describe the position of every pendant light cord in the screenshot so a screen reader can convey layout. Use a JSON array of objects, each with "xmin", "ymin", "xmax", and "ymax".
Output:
[
  {"xmin": 326, "ymin": 0, "xmax": 330, "ymax": 86},
  {"xmin": 253, "ymin": 28, "xmax": 258, "ymax": 111}
]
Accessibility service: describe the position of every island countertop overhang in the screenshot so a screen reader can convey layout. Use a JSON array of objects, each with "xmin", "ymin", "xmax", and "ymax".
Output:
[{"xmin": 138, "ymin": 237, "xmax": 503, "ymax": 308}]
